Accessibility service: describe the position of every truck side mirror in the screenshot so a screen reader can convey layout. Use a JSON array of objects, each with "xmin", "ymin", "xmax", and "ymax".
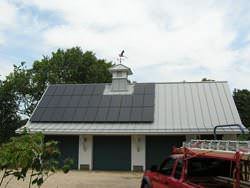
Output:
[{"xmin": 150, "ymin": 165, "xmax": 158, "ymax": 172}]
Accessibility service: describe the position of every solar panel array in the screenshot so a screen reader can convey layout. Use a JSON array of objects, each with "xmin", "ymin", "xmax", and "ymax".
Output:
[{"xmin": 30, "ymin": 83, "xmax": 155, "ymax": 123}]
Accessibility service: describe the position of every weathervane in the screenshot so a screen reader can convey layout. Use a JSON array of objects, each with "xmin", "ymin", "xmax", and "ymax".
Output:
[{"xmin": 117, "ymin": 50, "xmax": 127, "ymax": 64}]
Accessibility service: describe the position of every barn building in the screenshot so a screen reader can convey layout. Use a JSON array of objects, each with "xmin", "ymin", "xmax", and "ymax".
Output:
[{"xmin": 18, "ymin": 63, "xmax": 246, "ymax": 171}]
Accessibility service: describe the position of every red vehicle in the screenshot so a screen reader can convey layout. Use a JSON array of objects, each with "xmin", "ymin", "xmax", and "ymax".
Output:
[{"xmin": 141, "ymin": 140, "xmax": 250, "ymax": 188}]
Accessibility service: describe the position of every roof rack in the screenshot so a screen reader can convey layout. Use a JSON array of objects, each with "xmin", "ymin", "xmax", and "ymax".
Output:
[{"xmin": 183, "ymin": 139, "xmax": 250, "ymax": 154}]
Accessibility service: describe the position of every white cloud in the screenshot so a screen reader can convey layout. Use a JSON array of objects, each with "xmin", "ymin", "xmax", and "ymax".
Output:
[{"xmin": 4, "ymin": 0, "xmax": 250, "ymax": 89}]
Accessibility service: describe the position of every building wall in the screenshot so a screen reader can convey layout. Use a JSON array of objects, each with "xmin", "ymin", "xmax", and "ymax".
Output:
[
  {"xmin": 78, "ymin": 135, "xmax": 93, "ymax": 170},
  {"xmin": 131, "ymin": 135, "xmax": 145, "ymax": 171}
]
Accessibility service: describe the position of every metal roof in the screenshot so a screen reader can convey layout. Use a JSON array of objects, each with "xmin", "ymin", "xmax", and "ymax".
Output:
[
  {"xmin": 30, "ymin": 83, "xmax": 155, "ymax": 123},
  {"xmin": 21, "ymin": 81, "xmax": 247, "ymax": 135}
]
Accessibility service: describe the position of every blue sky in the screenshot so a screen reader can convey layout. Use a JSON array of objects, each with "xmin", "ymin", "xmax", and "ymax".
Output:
[{"xmin": 1, "ymin": 0, "xmax": 250, "ymax": 89}]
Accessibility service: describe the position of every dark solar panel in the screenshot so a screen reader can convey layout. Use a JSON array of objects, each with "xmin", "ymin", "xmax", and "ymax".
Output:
[
  {"xmin": 68, "ymin": 96, "xmax": 81, "ymax": 107},
  {"xmin": 84, "ymin": 85, "xmax": 95, "ymax": 95},
  {"xmin": 63, "ymin": 85, "xmax": 75, "ymax": 95},
  {"xmin": 38, "ymin": 96, "xmax": 52, "ymax": 107},
  {"xmin": 31, "ymin": 83, "xmax": 155, "ymax": 123},
  {"xmin": 132, "ymin": 95, "xmax": 144, "ymax": 107},
  {"xmin": 144, "ymin": 84, "xmax": 155, "ymax": 94},
  {"xmin": 99, "ymin": 96, "xmax": 111, "ymax": 107},
  {"xmin": 134, "ymin": 85, "xmax": 144, "ymax": 94},
  {"xmin": 142, "ymin": 107, "xmax": 154, "ymax": 122},
  {"xmin": 72, "ymin": 85, "xmax": 85, "ymax": 95},
  {"xmin": 95, "ymin": 108, "xmax": 109, "ymax": 122},
  {"xmin": 45, "ymin": 85, "xmax": 57, "ymax": 96},
  {"xmin": 48, "ymin": 96, "xmax": 61, "ymax": 107},
  {"xmin": 118, "ymin": 108, "xmax": 131, "ymax": 122},
  {"xmin": 88, "ymin": 96, "xmax": 102, "ymax": 107},
  {"xmin": 40, "ymin": 108, "xmax": 55, "ymax": 121},
  {"xmin": 30, "ymin": 108, "xmax": 45, "ymax": 121},
  {"xmin": 130, "ymin": 107, "xmax": 142, "ymax": 122},
  {"xmin": 106, "ymin": 108, "xmax": 120, "ymax": 121},
  {"xmin": 57, "ymin": 96, "xmax": 71, "ymax": 107},
  {"xmin": 78, "ymin": 96, "xmax": 90, "ymax": 107},
  {"xmin": 110, "ymin": 96, "xmax": 122, "ymax": 107},
  {"xmin": 121, "ymin": 96, "xmax": 133, "ymax": 107},
  {"xmin": 73, "ymin": 108, "xmax": 87, "ymax": 121},
  {"xmin": 61, "ymin": 108, "xmax": 76, "ymax": 121},
  {"xmin": 93, "ymin": 85, "xmax": 105, "ymax": 95},
  {"xmin": 84, "ymin": 108, "xmax": 98, "ymax": 121},
  {"xmin": 143, "ymin": 95, "xmax": 154, "ymax": 106},
  {"xmin": 54, "ymin": 85, "xmax": 66, "ymax": 95},
  {"xmin": 50, "ymin": 108, "xmax": 65, "ymax": 121}
]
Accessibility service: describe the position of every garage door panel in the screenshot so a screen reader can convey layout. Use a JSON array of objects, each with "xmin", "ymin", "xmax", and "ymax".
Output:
[
  {"xmin": 45, "ymin": 135, "xmax": 79, "ymax": 169},
  {"xmin": 146, "ymin": 136, "xmax": 185, "ymax": 169},
  {"xmin": 93, "ymin": 136, "xmax": 131, "ymax": 170}
]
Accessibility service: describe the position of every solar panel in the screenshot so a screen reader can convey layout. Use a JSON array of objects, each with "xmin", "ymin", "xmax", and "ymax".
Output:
[
  {"xmin": 110, "ymin": 96, "xmax": 122, "ymax": 107},
  {"xmin": 142, "ymin": 107, "xmax": 154, "ymax": 122},
  {"xmin": 39, "ymin": 108, "xmax": 55, "ymax": 122},
  {"xmin": 84, "ymin": 108, "xmax": 98, "ymax": 121},
  {"xmin": 47, "ymin": 96, "xmax": 61, "ymax": 107},
  {"xmin": 88, "ymin": 96, "xmax": 102, "ymax": 107},
  {"xmin": 106, "ymin": 108, "xmax": 120, "ymax": 121},
  {"xmin": 95, "ymin": 108, "xmax": 109, "ymax": 122},
  {"xmin": 73, "ymin": 108, "xmax": 87, "ymax": 121},
  {"xmin": 30, "ymin": 107, "xmax": 45, "ymax": 121},
  {"xmin": 99, "ymin": 96, "xmax": 111, "ymax": 107},
  {"xmin": 72, "ymin": 85, "xmax": 85, "ymax": 95},
  {"xmin": 121, "ymin": 96, "xmax": 133, "ymax": 107},
  {"xmin": 57, "ymin": 96, "xmax": 71, "ymax": 107},
  {"xmin": 50, "ymin": 108, "xmax": 65, "ymax": 121},
  {"xmin": 54, "ymin": 85, "xmax": 66, "ymax": 95},
  {"xmin": 63, "ymin": 85, "xmax": 75, "ymax": 95},
  {"xmin": 61, "ymin": 108, "xmax": 76, "ymax": 121},
  {"xmin": 45, "ymin": 85, "xmax": 57, "ymax": 96},
  {"xmin": 31, "ymin": 83, "xmax": 155, "ymax": 123},
  {"xmin": 68, "ymin": 96, "xmax": 81, "ymax": 107},
  {"xmin": 78, "ymin": 96, "xmax": 90, "ymax": 107},
  {"xmin": 132, "ymin": 95, "xmax": 144, "ymax": 107},
  {"xmin": 130, "ymin": 107, "xmax": 142, "ymax": 122},
  {"xmin": 143, "ymin": 95, "xmax": 154, "ymax": 106},
  {"xmin": 93, "ymin": 85, "xmax": 105, "ymax": 95},
  {"xmin": 134, "ymin": 85, "xmax": 144, "ymax": 94},
  {"xmin": 118, "ymin": 108, "xmax": 131, "ymax": 122},
  {"xmin": 84, "ymin": 85, "xmax": 94, "ymax": 95},
  {"xmin": 38, "ymin": 96, "xmax": 52, "ymax": 107},
  {"xmin": 144, "ymin": 84, "xmax": 155, "ymax": 94}
]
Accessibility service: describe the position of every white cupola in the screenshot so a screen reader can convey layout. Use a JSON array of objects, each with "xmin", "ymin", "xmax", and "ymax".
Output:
[{"xmin": 108, "ymin": 63, "xmax": 133, "ymax": 92}]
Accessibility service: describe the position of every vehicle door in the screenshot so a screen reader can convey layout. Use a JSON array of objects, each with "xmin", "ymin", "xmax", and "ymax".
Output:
[
  {"xmin": 151, "ymin": 157, "xmax": 177, "ymax": 188},
  {"xmin": 167, "ymin": 159, "xmax": 187, "ymax": 188}
]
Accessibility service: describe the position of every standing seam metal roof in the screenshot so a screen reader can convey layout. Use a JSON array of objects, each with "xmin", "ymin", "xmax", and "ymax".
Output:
[{"xmin": 22, "ymin": 81, "xmax": 246, "ymax": 135}]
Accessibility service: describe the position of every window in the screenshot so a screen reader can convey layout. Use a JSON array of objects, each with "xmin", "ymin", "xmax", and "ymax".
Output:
[
  {"xmin": 159, "ymin": 157, "xmax": 176, "ymax": 176},
  {"xmin": 174, "ymin": 159, "xmax": 183, "ymax": 179}
]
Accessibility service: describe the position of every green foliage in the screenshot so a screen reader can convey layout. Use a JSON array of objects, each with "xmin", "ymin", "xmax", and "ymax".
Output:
[
  {"xmin": 0, "ymin": 47, "xmax": 112, "ymax": 144},
  {"xmin": 0, "ymin": 132, "xmax": 73, "ymax": 187},
  {"xmin": 233, "ymin": 89, "xmax": 250, "ymax": 140}
]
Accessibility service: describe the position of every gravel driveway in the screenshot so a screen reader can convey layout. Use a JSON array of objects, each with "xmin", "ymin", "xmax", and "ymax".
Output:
[{"xmin": 3, "ymin": 171, "xmax": 143, "ymax": 188}]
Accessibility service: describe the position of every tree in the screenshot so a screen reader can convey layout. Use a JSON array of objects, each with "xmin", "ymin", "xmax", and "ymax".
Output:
[
  {"xmin": 233, "ymin": 89, "xmax": 250, "ymax": 140},
  {"xmin": 0, "ymin": 132, "xmax": 73, "ymax": 187},
  {"xmin": 0, "ymin": 47, "xmax": 112, "ymax": 144}
]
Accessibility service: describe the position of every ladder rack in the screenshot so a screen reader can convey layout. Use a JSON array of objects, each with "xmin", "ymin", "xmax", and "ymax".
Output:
[{"xmin": 183, "ymin": 139, "xmax": 250, "ymax": 154}]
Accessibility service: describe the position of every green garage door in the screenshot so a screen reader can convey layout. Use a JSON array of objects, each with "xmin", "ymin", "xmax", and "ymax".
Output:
[
  {"xmin": 146, "ymin": 136, "xmax": 185, "ymax": 169},
  {"xmin": 93, "ymin": 136, "xmax": 131, "ymax": 170},
  {"xmin": 45, "ymin": 135, "xmax": 79, "ymax": 169}
]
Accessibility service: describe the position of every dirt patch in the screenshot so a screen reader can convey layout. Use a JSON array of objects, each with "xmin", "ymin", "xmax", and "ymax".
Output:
[{"xmin": 1, "ymin": 171, "xmax": 143, "ymax": 188}]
